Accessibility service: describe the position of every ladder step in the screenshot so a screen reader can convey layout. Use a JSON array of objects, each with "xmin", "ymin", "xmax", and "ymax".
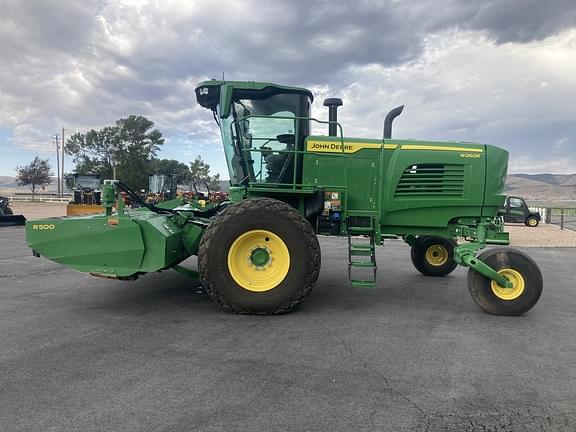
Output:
[
  {"xmin": 348, "ymin": 227, "xmax": 374, "ymax": 234},
  {"xmin": 381, "ymin": 234, "xmax": 398, "ymax": 239},
  {"xmin": 347, "ymin": 216, "xmax": 377, "ymax": 288},
  {"xmin": 349, "ymin": 244, "xmax": 374, "ymax": 256},
  {"xmin": 349, "ymin": 261, "xmax": 376, "ymax": 268},
  {"xmin": 349, "ymin": 249, "xmax": 373, "ymax": 256},
  {"xmin": 351, "ymin": 279, "xmax": 377, "ymax": 288}
]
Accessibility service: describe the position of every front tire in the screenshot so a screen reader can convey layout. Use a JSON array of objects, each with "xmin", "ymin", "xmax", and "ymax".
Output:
[
  {"xmin": 467, "ymin": 247, "xmax": 543, "ymax": 315},
  {"xmin": 525, "ymin": 216, "xmax": 539, "ymax": 227},
  {"xmin": 199, "ymin": 198, "xmax": 321, "ymax": 314},
  {"xmin": 411, "ymin": 236, "xmax": 458, "ymax": 277}
]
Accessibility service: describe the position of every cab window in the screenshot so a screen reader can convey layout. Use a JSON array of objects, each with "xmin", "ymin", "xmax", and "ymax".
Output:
[{"xmin": 509, "ymin": 198, "xmax": 524, "ymax": 208}]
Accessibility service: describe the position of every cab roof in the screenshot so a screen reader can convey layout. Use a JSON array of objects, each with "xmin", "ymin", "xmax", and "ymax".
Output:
[{"xmin": 195, "ymin": 80, "xmax": 314, "ymax": 113}]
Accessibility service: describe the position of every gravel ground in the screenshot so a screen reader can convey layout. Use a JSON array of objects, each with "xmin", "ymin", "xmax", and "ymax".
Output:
[
  {"xmin": 10, "ymin": 201, "xmax": 66, "ymax": 219},
  {"xmin": 506, "ymin": 223, "xmax": 576, "ymax": 247}
]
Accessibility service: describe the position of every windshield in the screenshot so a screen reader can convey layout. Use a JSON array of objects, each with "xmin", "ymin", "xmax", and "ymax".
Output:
[{"xmin": 219, "ymin": 92, "xmax": 310, "ymax": 185}]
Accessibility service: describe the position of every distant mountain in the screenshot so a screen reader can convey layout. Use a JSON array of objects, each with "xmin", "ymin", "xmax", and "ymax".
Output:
[
  {"xmin": 0, "ymin": 176, "xmax": 18, "ymax": 188},
  {"xmin": 506, "ymin": 174, "xmax": 576, "ymax": 201},
  {"xmin": 511, "ymin": 173, "xmax": 561, "ymax": 186},
  {"xmin": 0, "ymin": 176, "xmax": 60, "ymax": 193}
]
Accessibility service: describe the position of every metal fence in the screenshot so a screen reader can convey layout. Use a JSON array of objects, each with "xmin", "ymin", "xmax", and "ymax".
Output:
[
  {"xmin": 525, "ymin": 206, "xmax": 576, "ymax": 230},
  {"xmin": 8, "ymin": 194, "xmax": 70, "ymax": 203},
  {"xmin": 548, "ymin": 208, "xmax": 576, "ymax": 231}
]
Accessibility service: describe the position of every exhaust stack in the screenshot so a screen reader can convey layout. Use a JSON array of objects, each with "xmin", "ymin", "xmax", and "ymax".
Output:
[
  {"xmin": 323, "ymin": 98, "xmax": 343, "ymax": 137},
  {"xmin": 383, "ymin": 105, "xmax": 404, "ymax": 139}
]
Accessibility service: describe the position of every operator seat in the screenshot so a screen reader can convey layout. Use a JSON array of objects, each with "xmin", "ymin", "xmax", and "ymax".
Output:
[{"xmin": 265, "ymin": 134, "xmax": 295, "ymax": 184}]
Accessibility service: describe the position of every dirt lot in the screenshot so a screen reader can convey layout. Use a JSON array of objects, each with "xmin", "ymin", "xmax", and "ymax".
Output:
[
  {"xmin": 506, "ymin": 223, "xmax": 576, "ymax": 247},
  {"xmin": 11, "ymin": 201, "xmax": 576, "ymax": 247},
  {"xmin": 10, "ymin": 201, "xmax": 66, "ymax": 219}
]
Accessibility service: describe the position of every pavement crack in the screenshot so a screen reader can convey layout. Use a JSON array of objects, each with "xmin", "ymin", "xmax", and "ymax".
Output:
[{"xmin": 304, "ymin": 312, "xmax": 426, "ymax": 416}]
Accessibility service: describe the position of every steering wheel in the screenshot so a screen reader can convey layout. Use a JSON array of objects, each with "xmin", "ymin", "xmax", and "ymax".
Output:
[{"xmin": 276, "ymin": 134, "xmax": 295, "ymax": 145}]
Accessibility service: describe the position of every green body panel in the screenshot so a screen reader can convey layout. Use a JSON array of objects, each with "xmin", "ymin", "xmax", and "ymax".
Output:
[
  {"xmin": 482, "ymin": 146, "xmax": 509, "ymax": 217},
  {"xmin": 301, "ymin": 136, "xmax": 507, "ymax": 237},
  {"xmin": 26, "ymin": 209, "xmax": 187, "ymax": 278},
  {"xmin": 130, "ymin": 212, "xmax": 184, "ymax": 272}
]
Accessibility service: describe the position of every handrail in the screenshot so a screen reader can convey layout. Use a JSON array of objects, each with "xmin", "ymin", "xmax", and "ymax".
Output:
[{"xmin": 228, "ymin": 114, "xmax": 348, "ymax": 194}]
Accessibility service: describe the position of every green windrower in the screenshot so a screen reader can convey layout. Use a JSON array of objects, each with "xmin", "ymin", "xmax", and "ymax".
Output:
[{"xmin": 26, "ymin": 80, "xmax": 543, "ymax": 315}]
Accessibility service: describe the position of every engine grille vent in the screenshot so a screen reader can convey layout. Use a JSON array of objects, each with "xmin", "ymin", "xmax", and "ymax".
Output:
[{"xmin": 394, "ymin": 164, "xmax": 465, "ymax": 197}]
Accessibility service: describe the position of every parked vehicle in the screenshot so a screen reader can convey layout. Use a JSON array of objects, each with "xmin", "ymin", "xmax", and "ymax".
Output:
[
  {"xmin": 0, "ymin": 195, "xmax": 26, "ymax": 226},
  {"xmin": 499, "ymin": 196, "xmax": 541, "ymax": 227},
  {"xmin": 66, "ymin": 174, "xmax": 103, "ymax": 216}
]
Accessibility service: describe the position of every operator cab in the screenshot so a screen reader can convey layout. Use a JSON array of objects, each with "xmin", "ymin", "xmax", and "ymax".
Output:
[{"xmin": 195, "ymin": 80, "xmax": 313, "ymax": 187}]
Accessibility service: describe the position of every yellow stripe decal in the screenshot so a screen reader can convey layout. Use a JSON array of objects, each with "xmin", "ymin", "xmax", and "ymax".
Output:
[
  {"xmin": 306, "ymin": 141, "xmax": 483, "ymax": 154},
  {"xmin": 400, "ymin": 145, "xmax": 483, "ymax": 152},
  {"xmin": 306, "ymin": 141, "xmax": 397, "ymax": 153}
]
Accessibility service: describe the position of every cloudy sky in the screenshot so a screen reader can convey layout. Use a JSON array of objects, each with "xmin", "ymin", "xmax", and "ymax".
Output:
[{"xmin": 1, "ymin": 0, "xmax": 575, "ymax": 178}]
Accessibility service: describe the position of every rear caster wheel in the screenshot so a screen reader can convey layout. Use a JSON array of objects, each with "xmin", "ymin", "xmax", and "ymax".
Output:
[
  {"xmin": 199, "ymin": 197, "xmax": 321, "ymax": 314},
  {"xmin": 411, "ymin": 236, "xmax": 457, "ymax": 276},
  {"xmin": 467, "ymin": 247, "xmax": 543, "ymax": 315}
]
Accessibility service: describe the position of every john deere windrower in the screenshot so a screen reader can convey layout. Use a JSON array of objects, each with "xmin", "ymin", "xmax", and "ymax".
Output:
[{"xmin": 26, "ymin": 80, "xmax": 543, "ymax": 315}]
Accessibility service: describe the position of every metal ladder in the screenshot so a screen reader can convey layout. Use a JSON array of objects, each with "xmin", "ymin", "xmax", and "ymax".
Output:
[{"xmin": 347, "ymin": 217, "xmax": 377, "ymax": 288}]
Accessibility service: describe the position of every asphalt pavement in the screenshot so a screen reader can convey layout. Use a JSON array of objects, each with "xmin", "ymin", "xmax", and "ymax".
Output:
[{"xmin": 1, "ymin": 226, "xmax": 576, "ymax": 431}]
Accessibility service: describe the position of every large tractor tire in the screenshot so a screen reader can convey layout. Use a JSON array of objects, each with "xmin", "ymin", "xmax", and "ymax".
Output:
[
  {"xmin": 198, "ymin": 197, "xmax": 321, "ymax": 314},
  {"xmin": 411, "ymin": 236, "xmax": 458, "ymax": 277},
  {"xmin": 467, "ymin": 247, "xmax": 543, "ymax": 316}
]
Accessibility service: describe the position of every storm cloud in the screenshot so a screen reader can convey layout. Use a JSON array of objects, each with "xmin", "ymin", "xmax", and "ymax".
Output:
[{"xmin": 1, "ymin": 0, "xmax": 575, "ymax": 176}]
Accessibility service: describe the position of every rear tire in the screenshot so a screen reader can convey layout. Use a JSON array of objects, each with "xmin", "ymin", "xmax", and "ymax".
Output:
[
  {"xmin": 525, "ymin": 216, "xmax": 539, "ymax": 227},
  {"xmin": 2, "ymin": 206, "xmax": 13, "ymax": 215},
  {"xmin": 198, "ymin": 197, "xmax": 321, "ymax": 314},
  {"xmin": 411, "ymin": 236, "xmax": 458, "ymax": 276},
  {"xmin": 467, "ymin": 247, "xmax": 543, "ymax": 315}
]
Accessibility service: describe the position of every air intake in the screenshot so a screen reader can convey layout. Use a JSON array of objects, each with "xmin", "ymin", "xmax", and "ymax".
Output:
[{"xmin": 394, "ymin": 164, "xmax": 465, "ymax": 197}]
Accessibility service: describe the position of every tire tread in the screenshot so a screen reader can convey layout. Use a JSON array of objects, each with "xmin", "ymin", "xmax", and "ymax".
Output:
[{"xmin": 198, "ymin": 197, "xmax": 320, "ymax": 314}]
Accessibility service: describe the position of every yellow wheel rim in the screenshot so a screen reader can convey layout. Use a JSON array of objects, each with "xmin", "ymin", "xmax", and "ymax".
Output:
[
  {"xmin": 227, "ymin": 229, "xmax": 290, "ymax": 292},
  {"xmin": 425, "ymin": 244, "xmax": 449, "ymax": 267},
  {"xmin": 528, "ymin": 218, "xmax": 537, "ymax": 227},
  {"xmin": 491, "ymin": 268, "xmax": 525, "ymax": 300}
]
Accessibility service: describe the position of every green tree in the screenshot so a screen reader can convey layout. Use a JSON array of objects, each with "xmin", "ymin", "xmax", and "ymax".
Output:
[
  {"xmin": 65, "ymin": 126, "xmax": 119, "ymax": 181},
  {"xmin": 15, "ymin": 157, "xmax": 53, "ymax": 200},
  {"xmin": 189, "ymin": 156, "xmax": 220, "ymax": 191},
  {"xmin": 149, "ymin": 159, "xmax": 191, "ymax": 184},
  {"xmin": 65, "ymin": 115, "xmax": 164, "ymax": 191}
]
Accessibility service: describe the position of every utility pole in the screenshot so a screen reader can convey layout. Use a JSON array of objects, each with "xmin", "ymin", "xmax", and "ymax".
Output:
[
  {"xmin": 61, "ymin": 128, "xmax": 67, "ymax": 198},
  {"xmin": 51, "ymin": 134, "xmax": 61, "ymax": 197}
]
